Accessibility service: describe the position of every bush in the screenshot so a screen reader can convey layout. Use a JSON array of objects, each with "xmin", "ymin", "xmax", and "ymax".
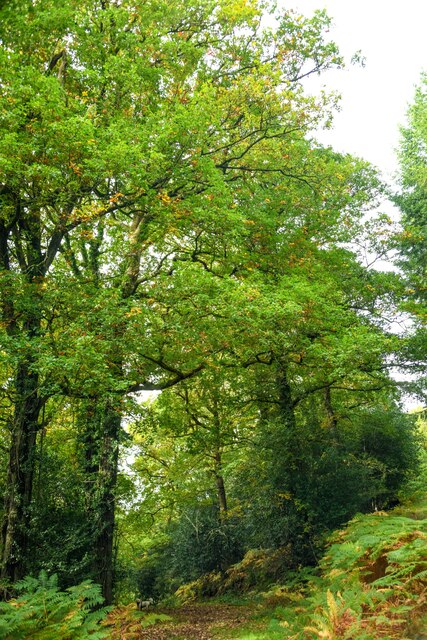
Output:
[
  {"xmin": 175, "ymin": 547, "xmax": 295, "ymax": 602},
  {"xmin": 167, "ymin": 503, "xmax": 243, "ymax": 584},
  {"xmin": 235, "ymin": 406, "xmax": 421, "ymax": 567}
]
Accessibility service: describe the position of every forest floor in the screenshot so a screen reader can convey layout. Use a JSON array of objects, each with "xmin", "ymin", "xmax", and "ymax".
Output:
[{"xmin": 106, "ymin": 601, "xmax": 255, "ymax": 639}]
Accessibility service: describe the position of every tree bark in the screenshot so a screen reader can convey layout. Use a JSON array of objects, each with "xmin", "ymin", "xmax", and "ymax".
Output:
[
  {"xmin": 213, "ymin": 451, "xmax": 228, "ymax": 518},
  {"xmin": 324, "ymin": 385, "xmax": 339, "ymax": 437},
  {"xmin": 1, "ymin": 215, "xmax": 44, "ymax": 585},
  {"xmin": 93, "ymin": 398, "xmax": 120, "ymax": 604},
  {"xmin": 274, "ymin": 356, "xmax": 300, "ymax": 492},
  {"xmin": 1, "ymin": 353, "xmax": 41, "ymax": 583},
  {"xmin": 78, "ymin": 397, "xmax": 120, "ymax": 604},
  {"xmin": 276, "ymin": 358, "xmax": 297, "ymax": 432}
]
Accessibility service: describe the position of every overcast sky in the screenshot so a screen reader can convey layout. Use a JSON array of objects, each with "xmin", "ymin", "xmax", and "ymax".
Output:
[
  {"xmin": 284, "ymin": 2, "xmax": 426, "ymax": 406},
  {"xmin": 286, "ymin": 0, "xmax": 427, "ymax": 181}
]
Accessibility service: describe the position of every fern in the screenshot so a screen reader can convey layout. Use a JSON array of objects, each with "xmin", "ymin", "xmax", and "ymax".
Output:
[
  {"xmin": 284, "ymin": 494, "xmax": 427, "ymax": 638},
  {"xmin": 104, "ymin": 605, "xmax": 173, "ymax": 639},
  {"xmin": 140, "ymin": 612, "xmax": 172, "ymax": 628},
  {"xmin": 0, "ymin": 572, "xmax": 110, "ymax": 640}
]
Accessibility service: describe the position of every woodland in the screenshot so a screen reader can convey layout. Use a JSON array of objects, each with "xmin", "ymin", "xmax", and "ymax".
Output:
[{"xmin": 0, "ymin": 0, "xmax": 426, "ymax": 638}]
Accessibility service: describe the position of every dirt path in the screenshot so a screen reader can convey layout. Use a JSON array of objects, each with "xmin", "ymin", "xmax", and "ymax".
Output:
[{"xmin": 108, "ymin": 602, "xmax": 253, "ymax": 640}]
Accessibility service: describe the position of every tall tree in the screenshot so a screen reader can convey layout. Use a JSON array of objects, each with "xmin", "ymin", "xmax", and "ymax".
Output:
[
  {"xmin": 395, "ymin": 73, "xmax": 427, "ymax": 405},
  {"xmin": 0, "ymin": 0, "xmax": 346, "ymax": 598}
]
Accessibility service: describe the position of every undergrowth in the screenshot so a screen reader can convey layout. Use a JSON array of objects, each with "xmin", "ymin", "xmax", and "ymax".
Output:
[
  {"xmin": 299, "ymin": 508, "xmax": 427, "ymax": 639},
  {"xmin": 0, "ymin": 571, "xmax": 110, "ymax": 639},
  {"xmin": 105, "ymin": 606, "xmax": 172, "ymax": 640},
  {"xmin": 223, "ymin": 495, "xmax": 427, "ymax": 640},
  {"xmin": 175, "ymin": 547, "xmax": 295, "ymax": 603}
]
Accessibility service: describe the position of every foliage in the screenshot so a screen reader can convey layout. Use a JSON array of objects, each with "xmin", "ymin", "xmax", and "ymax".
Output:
[
  {"xmin": 396, "ymin": 73, "xmax": 427, "ymax": 300},
  {"xmin": 0, "ymin": 0, "xmax": 420, "ymax": 613},
  {"xmin": 105, "ymin": 605, "xmax": 172, "ymax": 640},
  {"xmin": 175, "ymin": 547, "xmax": 296, "ymax": 602},
  {"xmin": 395, "ymin": 73, "xmax": 427, "ymax": 404},
  {"xmin": 187, "ymin": 419, "xmax": 426, "ymax": 639},
  {"xmin": 302, "ymin": 518, "xmax": 426, "ymax": 637},
  {"xmin": 23, "ymin": 413, "xmax": 97, "ymax": 587},
  {"xmin": 0, "ymin": 0, "xmax": 356, "ymax": 593},
  {"xmin": 231, "ymin": 404, "xmax": 419, "ymax": 567},
  {"xmin": 167, "ymin": 504, "xmax": 243, "ymax": 581},
  {"xmin": 399, "ymin": 410, "xmax": 427, "ymax": 507},
  {"xmin": 276, "ymin": 494, "xmax": 427, "ymax": 639},
  {"xmin": 0, "ymin": 571, "xmax": 109, "ymax": 639},
  {"xmin": 211, "ymin": 492, "xmax": 426, "ymax": 640},
  {"xmin": 116, "ymin": 392, "xmax": 419, "ymax": 599},
  {"xmin": 120, "ymin": 503, "xmax": 243, "ymax": 599}
]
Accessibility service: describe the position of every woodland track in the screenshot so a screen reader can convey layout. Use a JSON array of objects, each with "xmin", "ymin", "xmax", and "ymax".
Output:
[{"xmin": 108, "ymin": 602, "xmax": 253, "ymax": 639}]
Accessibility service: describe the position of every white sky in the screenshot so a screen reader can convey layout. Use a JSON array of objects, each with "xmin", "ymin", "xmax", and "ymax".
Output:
[{"xmin": 286, "ymin": 0, "xmax": 427, "ymax": 181}]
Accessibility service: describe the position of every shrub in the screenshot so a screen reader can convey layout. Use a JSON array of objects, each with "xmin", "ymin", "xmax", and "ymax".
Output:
[{"xmin": 167, "ymin": 503, "xmax": 243, "ymax": 583}]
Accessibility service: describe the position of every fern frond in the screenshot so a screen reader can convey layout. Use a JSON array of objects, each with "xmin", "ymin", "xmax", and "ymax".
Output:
[{"xmin": 0, "ymin": 572, "xmax": 109, "ymax": 640}]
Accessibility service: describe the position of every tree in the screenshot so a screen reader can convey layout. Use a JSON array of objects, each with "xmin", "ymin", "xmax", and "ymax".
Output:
[
  {"xmin": 0, "ymin": 0, "xmax": 346, "ymax": 599},
  {"xmin": 395, "ymin": 73, "xmax": 427, "ymax": 405},
  {"xmin": 119, "ymin": 148, "xmax": 409, "ymax": 579}
]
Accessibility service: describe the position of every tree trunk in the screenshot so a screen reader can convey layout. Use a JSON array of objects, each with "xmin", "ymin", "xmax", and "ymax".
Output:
[
  {"xmin": 0, "ymin": 211, "xmax": 46, "ymax": 586},
  {"xmin": 1, "ymin": 360, "xmax": 41, "ymax": 583},
  {"xmin": 213, "ymin": 451, "xmax": 228, "ymax": 518},
  {"xmin": 324, "ymin": 385, "xmax": 339, "ymax": 437},
  {"xmin": 273, "ymin": 357, "xmax": 300, "ymax": 491},
  {"xmin": 93, "ymin": 397, "xmax": 120, "ymax": 604},
  {"xmin": 276, "ymin": 358, "xmax": 297, "ymax": 432},
  {"xmin": 78, "ymin": 397, "xmax": 120, "ymax": 604}
]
